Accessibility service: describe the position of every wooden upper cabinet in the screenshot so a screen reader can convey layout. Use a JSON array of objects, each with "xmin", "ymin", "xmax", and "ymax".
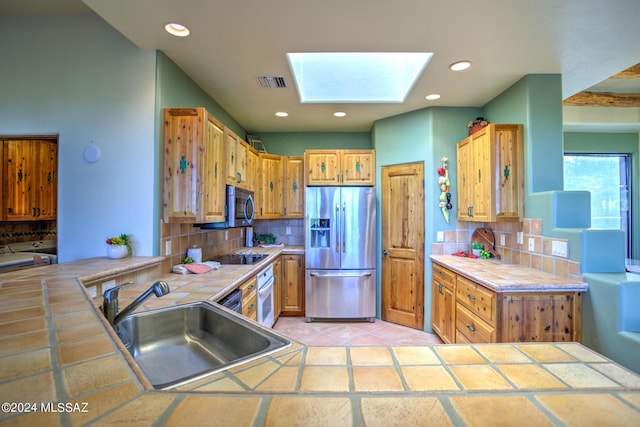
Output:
[
  {"xmin": 256, "ymin": 153, "xmax": 282, "ymax": 218},
  {"xmin": 246, "ymin": 145, "xmax": 259, "ymax": 193},
  {"xmin": 163, "ymin": 108, "xmax": 226, "ymax": 223},
  {"xmin": 2, "ymin": 139, "xmax": 57, "ymax": 221},
  {"xmin": 283, "ymin": 156, "xmax": 304, "ymax": 218},
  {"xmin": 304, "ymin": 149, "xmax": 375, "ymax": 186},
  {"xmin": 224, "ymin": 129, "xmax": 240, "ymax": 186},
  {"xmin": 456, "ymin": 124, "xmax": 523, "ymax": 222}
]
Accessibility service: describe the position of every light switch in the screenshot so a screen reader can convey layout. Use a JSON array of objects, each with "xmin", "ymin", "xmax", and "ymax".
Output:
[
  {"xmin": 286, "ymin": 227, "xmax": 292, "ymax": 235},
  {"xmin": 437, "ymin": 231, "xmax": 444, "ymax": 242},
  {"xmin": 517, "ymin": 232, "xmax": 524, "ymax": 245},
  {"xmin": 552, "ymin": 240, "xmax": 569, "ymax": 258},
  {"xmin": 500, "ymin": 234, "xmax": 506, "ymax": 246},
  {"xmin": 528, "ymin": 238, "xmax": 535, "ymax": 252}
]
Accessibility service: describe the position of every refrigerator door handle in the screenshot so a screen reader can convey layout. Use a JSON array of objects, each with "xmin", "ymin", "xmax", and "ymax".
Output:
[
  {"xmin": 335, "ymin": 202, "xmax": 341, "ymax": 253},
  {"xmin": 342, "ymin": 201, "xmax": 346, "ymax": 253},
  {"xmin": 309, "ymin": 272, "xmax": 372, "ymax": 278}
]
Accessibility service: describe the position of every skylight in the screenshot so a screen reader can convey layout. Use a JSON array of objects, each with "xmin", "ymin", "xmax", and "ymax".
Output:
[{"xmin": 287, "ymin": 52, "xmax": 433, "ymax": 103}]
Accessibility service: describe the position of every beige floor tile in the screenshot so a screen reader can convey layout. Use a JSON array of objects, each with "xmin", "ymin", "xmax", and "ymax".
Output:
[
  {"xmin": 300, "ymin": 366, "xmax": 350, "ymax": 392},
  {"xmin": 256, "ymin": 366, "xmax": 300, "ymax": 392},
  {"xmin": 353, "ymin": 366, "xmax": 404, "ymax": 392},
  {"xmin": 449, "ymin": 365, "xmax": 513, "ymax": 390},
  {"xmin": 265, "ymin": 397, "xmax": 352, "ymax": 427},
  {"xmin": 234, "ymin": 360, "xmax": 280, "ymax": 389},
  {"xmin": 393, "ymin": 346, "xmax": 440, "ymax": 365},
  {"xmin": 350, "ymin": 347, "xmax": 393, "ymax": 366},
  {"xmin": 475, "ymin": 344, "xmax": 532, "ymax": 363},
  {"xmin": 619, "ymin": 392, "xmax": 640, "ymax": 409},
  {"xmin": 543, "ymin": 363, "xmax": 621, "ymax": 388},
  {"xmin": 57, "ymin": 335, "xmax": 116, "ymax": 366},
  {"xmin": 0, "ymin": 371, "xmax": 57, "ymax": 403},
  {"xmin": 434, "ymin": 345, "xmax": 486, "ymax": 364},
  {"xmin": 536, "ymin": 393, "xmax": 640, "ymax": 426},
  {"xmin": 62, "ymin": 355, "xmax": 132, "ymax": 397},
  {"xmin": 361, "ymin": 397, "xmax": 453, "ymax": 427},
  {"xmin": 516, "ymin": 344, "xmax": 576, "ymax": 362},
  {"xmin": 305, "ymin": 346, "xmax": 347, "ymax": 365},
  {"xmin": 166, "ymin": 396, "xmax": 261, "ymax": 427},
  {"xmin": 67, "ymin": 381, "xmax": 140, "ymax": 427},
  {"xmin": 401, "ymin": 365, "xmax": 459, "ymax": 391},
  {"xmin": 590, "ymin": 363, "xmax": 640, "ymax": 388},
  {"xmin": 497, "ymin": 364, "xmax": 567, "ymax": 390},
  {"xmin": 450, "ymin": 395, "xmax": 554, "ymax": 427},
  {"xmin": 0, "ymin": 348, "xmax": 51, "ymax": 381}
]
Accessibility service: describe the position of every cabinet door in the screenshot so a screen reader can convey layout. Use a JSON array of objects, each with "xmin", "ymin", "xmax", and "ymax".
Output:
[
  {"xmin": 494, "ymin": 125, "xmax": 524, "ymax": 221},
  {"xmin": 202, "ymin": 115, "xmax": 226, "ymax": 222},
  {"xmin": 341, "ymin": 150, "xmax": 375, "ymax": 185},
  {"xmin": 431, "ymin": 264, "xmax": 456, "ymax": 343},
  {"xmin": 163, "ymin": 108, "xmax": 203, "ymax": 223},
  {"xmin": 456, "ymin": 137, "xmax": 472, "ymax": 221},
  {"xmin": 246, "ymin": 146, "xmax": 259, "ymax": 193},
  {"xmin": 257, "ymin": 154, "xmax": 282, "ymax": 218},
  {"xmin": 236, "ymin": 140, "xmax": 248, "ymax": 188},
  {"xmin": 35, "ymin": 140, "xmax": 58, "ymax": 220},
  {"xmin": 282, "ymin": 254, "xmax": 305, "ymax": 315},
  {"xmin": 4, "ymin": 140, "xmax": 38, "ymax": 220},
  {"xmin": 224, "ymin": 129, "xmax": 239, "ymax": 185},
  {"xmin": 283, "ymin": 156, "xmax": 304, "ymax": 218},
  {"xmin": 470, "ymin": 127, "xmax": 494, "ymax": 222},
  {"xmin": 305, "ymin": 150, "xmax": 340, "ymax": 186}
]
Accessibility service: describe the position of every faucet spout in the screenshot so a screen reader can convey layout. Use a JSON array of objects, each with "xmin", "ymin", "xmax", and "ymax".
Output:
[{"xmin": 102, "ymin": 281, "xmax": 170, "ymax": 327}]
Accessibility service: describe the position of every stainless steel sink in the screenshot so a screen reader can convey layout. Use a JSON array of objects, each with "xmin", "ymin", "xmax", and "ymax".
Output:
[{"xmin": 116, "ymin": 301, "xmax": 291, "ymax": 389}]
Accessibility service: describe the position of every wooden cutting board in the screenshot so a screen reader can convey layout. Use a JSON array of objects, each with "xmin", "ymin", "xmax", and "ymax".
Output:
[{"xmin": 471, "ymin": 228, "xmax": 501, "ymax": 259}]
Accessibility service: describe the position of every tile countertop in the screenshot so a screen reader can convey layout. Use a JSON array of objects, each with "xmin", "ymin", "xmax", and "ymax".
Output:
[
  {"xmin": 430, "ymin": 255, "xmax": 588, "ymax": 292},
  {"xmin": 1, "ymin": 250, "xmax": 639, "ymax": 426}
]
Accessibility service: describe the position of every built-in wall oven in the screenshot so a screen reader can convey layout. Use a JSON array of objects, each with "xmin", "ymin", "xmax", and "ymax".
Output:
[{"xmin": 256, "ymin": 264, "xmax": 274, "ymax": 328}]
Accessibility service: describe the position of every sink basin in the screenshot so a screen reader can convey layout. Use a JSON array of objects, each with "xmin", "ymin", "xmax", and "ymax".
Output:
[{"xmin": 116, "ymin": 301, "xmax": 291, "ymax": 389}]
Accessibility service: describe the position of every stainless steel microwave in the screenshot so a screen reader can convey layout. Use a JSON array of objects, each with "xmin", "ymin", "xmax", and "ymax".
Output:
[{"xmin": 227, "ymin": 185, "xmax": 255, "ymax": 227}]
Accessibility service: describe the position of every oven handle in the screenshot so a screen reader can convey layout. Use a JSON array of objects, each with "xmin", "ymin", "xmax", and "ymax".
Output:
[{"xmin": 258, "ymin": 277, "xmax": 274, "ymax": 297}]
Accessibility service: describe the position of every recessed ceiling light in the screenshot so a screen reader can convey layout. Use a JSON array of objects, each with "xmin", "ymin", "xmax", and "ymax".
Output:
[
  {"xmin": 333, "ymin": 112, "xmax": 347, "ymax": 117},
  {"xmin": 449, "ymin": 60, "xmax": 471, "ymax": 71},
  {"xmin": 275, "ymin": 111, "xmax": 288, "ymax": 117},
  {"xmin": 164, "ymin": 22, "xmax": 190, "ymax": 37},
  {"xmin": 425, "ymin": 94, "xmax": 441, "ymax": 101}
]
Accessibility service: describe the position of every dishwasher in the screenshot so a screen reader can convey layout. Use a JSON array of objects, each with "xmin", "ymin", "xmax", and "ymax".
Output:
[{"xmin": 219, "ymin": 289, "xmax": 242, "ymax": 314}]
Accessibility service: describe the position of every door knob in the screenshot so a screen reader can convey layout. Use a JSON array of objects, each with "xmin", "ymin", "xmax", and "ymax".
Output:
[{"xmin": 383, "ymin": 249, "xmax": 389, "ymax": 255}]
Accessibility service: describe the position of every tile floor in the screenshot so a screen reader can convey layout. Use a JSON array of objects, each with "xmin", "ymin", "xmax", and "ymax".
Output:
[{"xmin": 273, "ymin": 316, "xmax": 443, "ymax": 346}]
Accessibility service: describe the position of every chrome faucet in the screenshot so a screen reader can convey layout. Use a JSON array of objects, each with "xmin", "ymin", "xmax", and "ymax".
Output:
[{"xmin": 102, "ymin": 281, "xmax": 171, "ymax": 327}]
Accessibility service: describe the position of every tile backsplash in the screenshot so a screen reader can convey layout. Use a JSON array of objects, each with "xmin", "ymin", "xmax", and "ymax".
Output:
[
  {"xmin": 431, "ymin": 218, "xmax": 582, "ymax": 281},
  {"xmin": 0, "ymin": 220, "xmax": 57, "ymax": 246}
]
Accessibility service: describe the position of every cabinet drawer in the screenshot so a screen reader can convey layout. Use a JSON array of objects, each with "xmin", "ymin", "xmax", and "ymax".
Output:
[
  {"xmin": 432, "ymin": 263, "xmax": 456, "ymax": 288},
  {"xmin": 456, "ymin": 303, "xmax": 495, "ymax": 343},
  {"xmin": 242, "ymin": 292, "xmax": 257, "ymax": 320},
  {"xmin": 456, "ymin": 276, "xmax": 495, "ymax": 324}
]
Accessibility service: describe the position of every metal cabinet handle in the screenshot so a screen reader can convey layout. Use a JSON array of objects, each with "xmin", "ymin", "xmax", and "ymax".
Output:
[
  {"xmin": 467, "ymin": 294, "xmax": 476, "ymax": 301},
  {"xmin": 438, "ymin": 283, "xmax": 444, "ymax": 295},
  {"xmin": 383, "ymin": 249, "xmax": 389, "ymax": 256},
  {"xmin": 466, "ymin": 325, "xmax": 476, "ymax": 332}
]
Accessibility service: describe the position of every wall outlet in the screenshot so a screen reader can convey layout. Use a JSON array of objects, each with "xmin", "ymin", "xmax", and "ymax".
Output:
[
  {"xmin": 165, "ymin": 240, "xmax": 172, "ymax": 256},
  {"xmin": 528, "ymin": 237, "xmax": 535, "ymax": 252},
  {"xmin": 552, "ymin": 240, "xmax": 569, "ymax": 258},
  {"xmin": 500, "ymin": 234, "xmax": 506, "ymax": 246},
  {"xmin": 517, "ymin": 232, "xmax": 524, "ymax": 245},
  {"xmin": 286, "ymin": 226, "xmax": 292, "ymax": 235},
  {"xmin": 224, "ymin": 230, "xmax": 229, "ymax": 241},
  {"xmin": 436, "ymin": 231, "xmax": 444, "ymax": 242}
]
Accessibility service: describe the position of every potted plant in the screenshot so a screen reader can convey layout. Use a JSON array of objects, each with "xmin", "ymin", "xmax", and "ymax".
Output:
[
  {"xmin": 471, "ymin": 241, "xmax": 483, "ymax": 257},
  {"xmin": 106, "ymin": 233, "xmax": 132, "ymax": 259}
]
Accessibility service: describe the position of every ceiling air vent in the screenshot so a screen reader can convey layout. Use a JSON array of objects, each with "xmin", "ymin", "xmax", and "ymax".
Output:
[{"xmin": 256, "ymin": 75, "xmax": 287, "ymax": 88}]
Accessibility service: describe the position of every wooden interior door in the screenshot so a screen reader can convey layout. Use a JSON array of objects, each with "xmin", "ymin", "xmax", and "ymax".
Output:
[{"xmin": 381, "ymin": 162, "xmax": 425, "ymax": 330}]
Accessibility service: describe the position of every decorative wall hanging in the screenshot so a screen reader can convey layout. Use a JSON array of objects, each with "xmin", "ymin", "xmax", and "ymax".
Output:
[{"xmin": 438, "ymin": 157, "xmax": 452, "ymax": 223}]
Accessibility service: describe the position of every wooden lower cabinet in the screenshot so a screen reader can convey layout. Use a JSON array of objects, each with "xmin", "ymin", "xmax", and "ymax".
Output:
[
  {"xmin": 240, "ymin": 276, "xmax": 257, "ymax": 321},
  {"xmin": 272, "ymin": 256, "xmax": 283, "ymax": 323},
  {"xmin": 281, "ymin": 254, "xmax": 305, "ymax": 316},
  {"xmin": 431, "ymin": 261, "xmax": 582, "ymax": 343}
]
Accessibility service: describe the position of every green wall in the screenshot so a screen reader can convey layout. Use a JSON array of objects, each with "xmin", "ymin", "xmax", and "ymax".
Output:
[
  {"xmin": 564, "ymin": 132, "xmax": 640, "ymax": 258},
  {"xmin": 258, "ymin": 132, "xmax": 371, "ymax": 156}
]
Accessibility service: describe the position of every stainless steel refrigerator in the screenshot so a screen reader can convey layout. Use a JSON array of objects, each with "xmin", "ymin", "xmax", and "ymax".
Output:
[{"xmin": 305, "ymin": 186, "xmax": 376, "ymax": 322}]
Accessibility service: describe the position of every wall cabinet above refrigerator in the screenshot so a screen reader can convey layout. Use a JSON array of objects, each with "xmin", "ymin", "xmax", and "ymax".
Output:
[{"xmin": 304, "ymin": 149, "xmax": 375, "ymax": 186}]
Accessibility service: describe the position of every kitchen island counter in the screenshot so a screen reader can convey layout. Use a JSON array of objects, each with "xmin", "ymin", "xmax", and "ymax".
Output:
[{"xmin": 1, "ymin": 255, "xmax": 639, "ymax": 426}]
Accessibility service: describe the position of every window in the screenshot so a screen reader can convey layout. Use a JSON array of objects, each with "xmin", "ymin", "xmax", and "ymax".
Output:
[{"xmin": 563, "ymin": 154, "xmax": 632, "ymax": 258}]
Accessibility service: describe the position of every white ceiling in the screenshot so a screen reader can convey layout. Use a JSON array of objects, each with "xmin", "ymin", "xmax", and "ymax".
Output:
[{"xmin": 3, "ymin": 0, "xmax": 640, "ymax": 133}]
